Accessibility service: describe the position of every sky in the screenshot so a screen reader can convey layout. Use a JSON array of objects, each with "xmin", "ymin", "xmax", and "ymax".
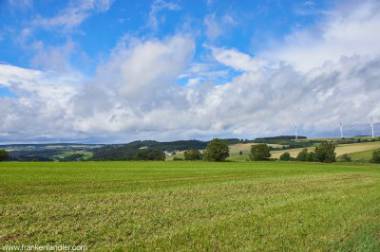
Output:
[{"xmin": 0, "ymin": 0, "xmax": 380, "ymax": 143}]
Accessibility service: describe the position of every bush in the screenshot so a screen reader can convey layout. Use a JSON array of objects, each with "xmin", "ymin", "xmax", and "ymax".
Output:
[
  {"xmin": 250, "ymin": 144, "xmax": 271, "ymax": 161},
  {"xmin": 184, "ymin": 149, "xmax": 202, "ymax": 160},
  {"xmin": 0, "ymin": 149, "xmax": 8, "ymax": 161},
  {"xmin": 296, "ymin": 149, "xmax": 309, "ymax": 161},
  {"xmin": 61, "ymin": 153, "xmax": 86, "ymax": 162},
  {"xmin": 315, "ymin": 142, "xmax": 336, "ymax": 163},
  {"xmin": 307, "ymin": 152, "xmax": 316, "ymax": 162},
  {"xmin": 371, "ymin": 150, "xmax": 380, "ymax": 163},
  {"xmin": 173, "ymin": 157, "xmax": 184, "ymax": 161},
  {"xmin": 338, "ymin": 154, "xmax": 352, "ymax": 162},
  {"xmin": 134, "ymin": 149, "xmax": 165, "ymax": 161},
  {"xmin": 203, "ymin": 139, "xmax": 229, "ymax": 162},
  {"xmin": 279, "ymin": 152, "xmax": 291, "ymax": 161}
]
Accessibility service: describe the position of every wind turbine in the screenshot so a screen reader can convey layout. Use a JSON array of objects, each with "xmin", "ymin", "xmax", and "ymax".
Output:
[
  {"xmin": 370, "ymin": 120, "xmax": 375, "ymax": 138},
  {"xmin": 339, "ymin": 122, "xmax": 344, "ymax": 139},
  {"xmin": 293, "ymin": 107, "xmax": 301, "ymax": 141},
  {"xmin": 294, "ymin": 124, "xmax": 298, "ymax": 141}
]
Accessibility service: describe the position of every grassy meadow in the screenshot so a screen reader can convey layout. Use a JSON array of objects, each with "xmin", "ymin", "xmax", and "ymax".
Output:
[
  {"xmin": 1, "ymin": 161, "xmax": 380, "ymax": 251},
  {"xmin": 349, "ymin": 149, "xmax": 379, "ymax": 162}
]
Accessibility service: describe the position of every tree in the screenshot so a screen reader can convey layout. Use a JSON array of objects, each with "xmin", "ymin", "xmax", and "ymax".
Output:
[
  {"xmin": 307, "ymin": 152, "xmax": 316, "ymax": 162},
  {"xmin": 371, "ymin": 150, "xmax": 380, "ymax": 163},
  {"xmin": 134, "ymin": 149, "xmax": 165, "ymax": 161},
  {"xmin": 296, "ymin": 149, "xmax": 309, "ymax": 161},
  {"xmin": 250, "ymin": 144, "xmax": 271, "ymax": 161},
  {"xmin": 279, "ymin": 152, "xmax": 291, "ymax": 161},
  {"xmin": 0, "ymin": 149, "xmax": 9, "ymax": 161},
  {"xmin": 338, "ymin": 154, "xmax": 352, "ymax": 162},
  {"xmin": 184, "ymin": 149, "xmax": 202, "ymax": 160},
  {"xmin": 61, "ymin": 153, "xmax": 86, "ymax": 162},
  {"xmin": 315, "ymin": 142, "xmax": 336, "ymax": 163},
  {"xmin": 203, "ymin": 139, "xmax": 229, "ymax": 161}
]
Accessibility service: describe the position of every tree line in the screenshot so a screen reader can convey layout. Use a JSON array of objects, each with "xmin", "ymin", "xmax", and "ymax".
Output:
[{"xmin": 278, "ymin": 142, "xmax": 336, "ymax": 162}]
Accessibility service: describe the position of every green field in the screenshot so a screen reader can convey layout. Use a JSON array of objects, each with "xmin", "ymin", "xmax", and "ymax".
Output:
[
  {"xmin": 349, "ymin": 149, "xmax": 380, "ymax": 162},
  {"xmin": 1, "ymin": 161, "xmax": 380, "ymax": 251}
]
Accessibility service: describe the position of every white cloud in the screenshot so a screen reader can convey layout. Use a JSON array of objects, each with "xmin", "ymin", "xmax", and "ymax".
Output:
[
  {"xmin": 148, "ymin": 0, "xmax": 180, "ymax": 30},
  {"xmin": 263, "ymin": 0, "xmax": 380, "ymax": 72},
  {"xmin": 70, "ymin": 35, "xmax": 195, "ymax": 134},
  {"xmin": 204, "ymin": 13, "xmax": 237, "ymax": 41},
  {"xmin": 212, "ymin": 47, "xmax": 265, "ymax": 72},
  {"xmin": 0, "ymin": 64, "xmax": 82, "ymax": 142},
  {"xmin": 204, "ymin": 14, "xmax": 222, "ymax": 40},
  {"xmin": 30, "ymin": 40, "xmax": 77, "ymax": 72},
  {"xmin": 207, "ymin": 51, "xmax": 380, "ymax": 136},
  {"xmin": 33, "ymin": 0, "xmax": 113, "ymax": 30}
]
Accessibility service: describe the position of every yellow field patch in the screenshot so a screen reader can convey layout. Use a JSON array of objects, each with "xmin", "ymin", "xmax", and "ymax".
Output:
[{"xmin": 271, "ymin": 141, "xmax": 380, "ymax": 159}]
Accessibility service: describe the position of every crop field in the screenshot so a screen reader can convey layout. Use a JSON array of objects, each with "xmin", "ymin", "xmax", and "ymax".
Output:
[
  {"xmin": 1, "ymin": 161, "xmax": 380, "ymax": 251},
  {"xmin": 349, "ymin": 149, "xmax": 379, "ymax": 162},
  {"xmin": 270, "ymin": 141, "xmax": 380, "ymax": 159}
]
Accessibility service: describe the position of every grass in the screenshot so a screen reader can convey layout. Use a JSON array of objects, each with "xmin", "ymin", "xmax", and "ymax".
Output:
[
  {"xmin": 1, "ymin": 161, "xmax": 380, "ymax": 251},
  {"xmin": 348, "ymin": 148, "xmax": 379, "ymax": 162}
]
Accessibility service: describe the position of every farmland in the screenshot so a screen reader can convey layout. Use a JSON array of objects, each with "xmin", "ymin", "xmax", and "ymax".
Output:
[
  {"xmin": 270, "ymin": 141, "xmax": 380, "ymax": 160},
  {"xmin": 225, "ymin": 141, "xmax": 380, "ymax": 162},
  {"xmin": 349, "ymin": 149, "xmax": 377, "ymax": 162},
  {"xmin": 1, "ymin": 161, "xmax": 380, "ymax": 251}
]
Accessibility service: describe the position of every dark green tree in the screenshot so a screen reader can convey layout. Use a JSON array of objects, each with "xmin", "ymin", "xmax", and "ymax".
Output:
[
  {"xmin": 307, "ymin": 152, "xmax": 316, "ymax": 162},
  {"xmin": 371, "ymin": 150, "xmax": 380, "ymax": 163},
  {"xmin": 279, "ymin": 152, "xmax": 291, "ymax": 161},
  {"xmin": 134, "ymin": 149, "xmax": 165, "ymax": 161},
  {"xmin": 184, "ymin": 149, "xmax": 202, "ymax": 160},
  {"xmin": 203, "ymin": 139, "xmax": 229, "ymax": 161},
  {"xmin": 0, "ymin": 149, "xmax": 9, "ymax": 161},
  {"xmin": 296, "ymin": 148, "xmax": 309, "ymax": 161},
  {"xmin": 338, "ymin": 154, "xmax": 352, "ymax": 162},
  {"xmin": 315, "ymin": 142, "xmax": 336, "ymax": 163},
  {"xmin": 250, "ymin": 144, "xmax": 271, "ymax": 161}
]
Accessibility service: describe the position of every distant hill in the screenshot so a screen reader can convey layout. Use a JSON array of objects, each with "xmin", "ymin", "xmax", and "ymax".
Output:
[
  {"xmin": 254, "ymin": 135, "xmax": 307, "ymax": 142},
  {"xmin": 0, "ymin": 139, "xmax": 244, "ymax": 161},
  {"xmin": 1, "ymin": 143, "xmax": 102, "ymax": 161},
  {"xmin": 92, "ymin": 139, "xmax": 244, "ymax": 160}
]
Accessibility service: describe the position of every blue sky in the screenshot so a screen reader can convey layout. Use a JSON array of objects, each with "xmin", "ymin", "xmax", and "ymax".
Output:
[
  {"xmin": 0, "ymin": 0, "xmax": 380, "ymax": 143},
  {"xmin": 0, "ymin": 0, "xmax": 330, "ymax": 74}
]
